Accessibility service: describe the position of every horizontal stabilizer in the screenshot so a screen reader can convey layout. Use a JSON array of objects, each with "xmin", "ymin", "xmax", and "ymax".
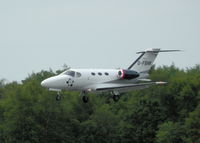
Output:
[{"xmin": 137, "ymin": 49, "xmax": 181, "ymax": 54}]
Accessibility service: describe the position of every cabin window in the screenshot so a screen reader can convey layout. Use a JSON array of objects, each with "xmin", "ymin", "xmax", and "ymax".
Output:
[
  {"xmin": 91, "ymin": 72, "xmax": 96, "ymax": 76},
  {"xmin": 105, "ymin": 72, "xmax": 109, "ymax": 76},
  {"xmin": 98, "ymin": 72, "xmax": 102, "ymax": 76}
]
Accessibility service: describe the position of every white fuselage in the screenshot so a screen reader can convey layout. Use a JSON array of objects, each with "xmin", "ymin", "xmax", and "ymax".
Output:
[{"xmin": 41, "ymin": 68, "xmax": 143, "ymax": 92}]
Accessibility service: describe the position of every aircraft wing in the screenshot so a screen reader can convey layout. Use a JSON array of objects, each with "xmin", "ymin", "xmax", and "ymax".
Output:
[{"xmin": 95, "ymin": 81, "xmax": 167, "ymax": 92}]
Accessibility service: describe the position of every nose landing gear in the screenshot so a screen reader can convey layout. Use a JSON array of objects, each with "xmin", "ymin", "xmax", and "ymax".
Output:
[{"xmin": 56, "ymin": 92, "xmax": 62, "ymax": 101}]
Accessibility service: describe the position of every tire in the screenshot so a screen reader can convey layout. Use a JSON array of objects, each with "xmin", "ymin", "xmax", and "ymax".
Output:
[
  {"xmin": 82, "ymin": 96, "xmax": 89, "ymax": 103},
  {"xmin": 113, "ymin": 95, "xmax": 120, "ymax": 102},
  {"xmin": 56, "ymin": 94, "xmax": 61, "ymax": 101}
]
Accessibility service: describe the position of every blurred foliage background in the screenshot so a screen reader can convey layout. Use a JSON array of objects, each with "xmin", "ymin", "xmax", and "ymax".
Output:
[{"xmin": 0, "ymin": 65, "xmax": 199, "ymax": 143}]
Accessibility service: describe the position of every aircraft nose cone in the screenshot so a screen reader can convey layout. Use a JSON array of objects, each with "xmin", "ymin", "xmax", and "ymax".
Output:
[
  {"xmin": 41, "ymin": 80, "xmax": 47, "ymax": 87},
  {"xmin": 41, "ymin": 75, "xmax": 68, "ymax": 89}
]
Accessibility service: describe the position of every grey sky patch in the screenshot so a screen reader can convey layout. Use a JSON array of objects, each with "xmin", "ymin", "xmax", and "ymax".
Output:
[{"xmin": 0, "ymin": 0, "xmax": 199, "ymax": 81}]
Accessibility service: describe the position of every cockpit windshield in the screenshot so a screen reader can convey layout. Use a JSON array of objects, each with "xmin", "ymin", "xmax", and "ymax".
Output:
[
  {"xmin": 63, "ymin": 70, "xmax": 75, "ymax": 77},
  {"xmin": 61, "ymin": 70, "xmax": 82, "ymax": 78}
]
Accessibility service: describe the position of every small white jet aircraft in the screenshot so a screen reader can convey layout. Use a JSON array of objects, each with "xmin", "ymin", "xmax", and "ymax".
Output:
[{"xmin": 41, "ymin": 48, "xmax": 179, "ymax": 103}]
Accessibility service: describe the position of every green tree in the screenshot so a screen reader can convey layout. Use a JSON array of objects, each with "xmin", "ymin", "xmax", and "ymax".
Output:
[
  {"xmin": 183, "ymin": 105, "xmax": 200, "ymax": 143},
  {"xmin": 156, "ymin": 121, "xmax": 184, "ymax": 143},
  {"xmin": 80, "ymin": 104, "xmax": 120, "ymax": 143},
  {"xmin": 121, "ymin": 99, "xmax": 164, "ymax": 143}
]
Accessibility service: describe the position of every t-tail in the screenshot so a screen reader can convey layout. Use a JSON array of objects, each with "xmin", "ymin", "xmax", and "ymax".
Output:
[{"xmin": 128, "ymin": 48, "xmax": 180, "ymax": 76}]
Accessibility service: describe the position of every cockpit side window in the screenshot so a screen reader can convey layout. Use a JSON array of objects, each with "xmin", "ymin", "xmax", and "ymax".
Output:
[
  {"xmin": 64, "ymin": 70, "xmax": 75, "ymax": 77},
  {"xmin": 76, "ymin": 72, "xmax": 82, "ymax": 78}
]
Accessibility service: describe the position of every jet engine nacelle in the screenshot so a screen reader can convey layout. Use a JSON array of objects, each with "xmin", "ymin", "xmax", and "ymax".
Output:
[{"xmin": 118, "ymin": 69, "xmax": 139, "ymax": 80}]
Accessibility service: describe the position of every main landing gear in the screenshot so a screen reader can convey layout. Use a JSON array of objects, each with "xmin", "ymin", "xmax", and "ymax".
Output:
[
  {"xmin": 82, "ymin": 95, "xmax": 89, "ymax": 103},
  {"xmin": 113, "ymin": 95, "xmax": 120, "ymax": 102},
  {"xmin": 80, "ymin": 90, "xmax": 120, "ymax": 103},
  {"xmin": 111, "ymin": 91, "xmax": 120, "ymax": 102}
]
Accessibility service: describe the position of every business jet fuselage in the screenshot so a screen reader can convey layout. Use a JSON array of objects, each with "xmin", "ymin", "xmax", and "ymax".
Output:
[{"xmin": 41, "ymin": 49, "xmax": 179, "ymax": 103}]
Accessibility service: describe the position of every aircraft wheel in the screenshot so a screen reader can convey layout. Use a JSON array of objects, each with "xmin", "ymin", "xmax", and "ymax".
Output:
[
  {"xmin": 113, "ymin": 95, "xmax": 120, "ymax": 102},
  {"xmin": 56, "ymin": 94, "xmax": 61, "ymax": 101},
  {"xmin": 82, "ymin": 96, "xmax": 89, "ymax": 103}
]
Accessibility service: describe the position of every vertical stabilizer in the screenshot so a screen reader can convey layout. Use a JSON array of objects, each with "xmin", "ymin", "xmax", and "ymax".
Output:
[
  {"xmin": 128, "ymin": 48, "xmax": 160, "ymax": 73},
  {"xmin": 128, "ymin": 48, "xmax": 180, "ymax": 74}
]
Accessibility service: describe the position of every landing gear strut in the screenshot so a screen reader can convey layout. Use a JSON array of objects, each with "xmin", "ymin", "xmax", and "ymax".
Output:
[
  {"xmin": 56, "ymin": 92, "xmax": 62, "ymax": 101},
  {"xmin": 111, "ymin": 91, "xmax": 120, "ymax": 102}
]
